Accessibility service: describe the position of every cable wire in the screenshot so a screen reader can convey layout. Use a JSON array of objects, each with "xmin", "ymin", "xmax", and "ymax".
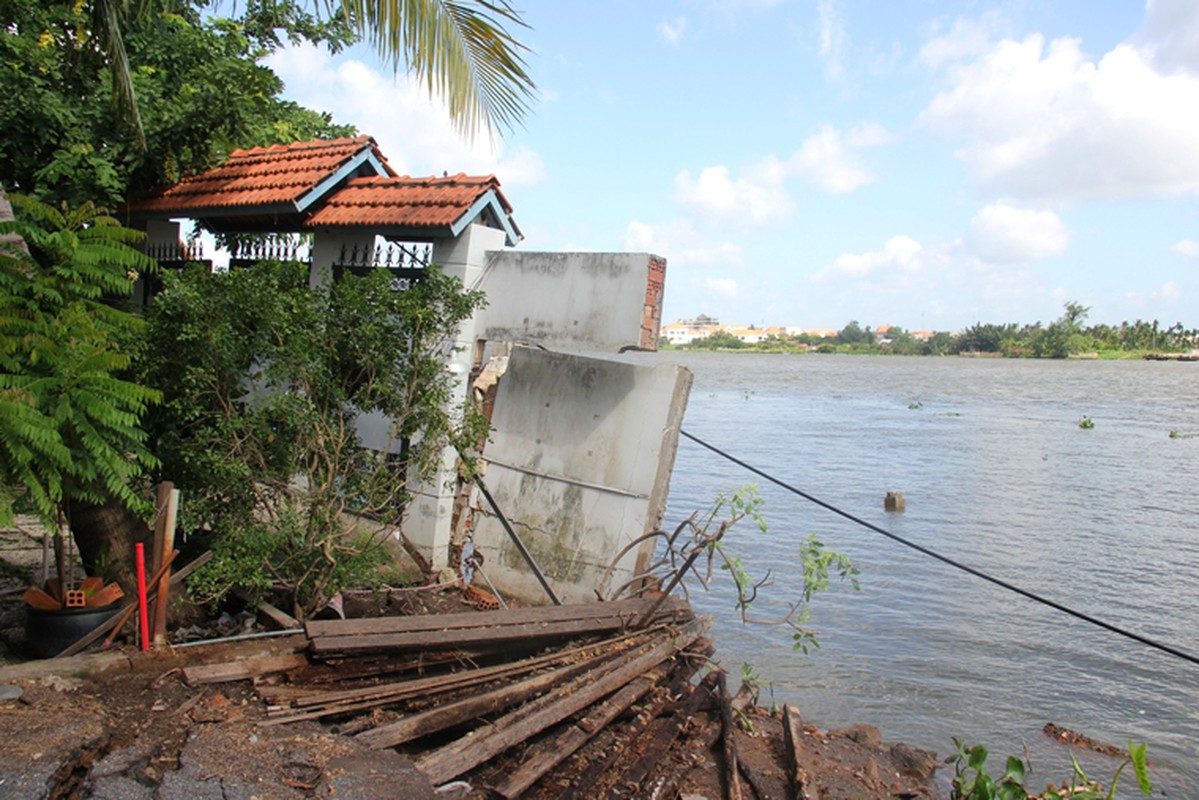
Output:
[{"xmin": 680, "ymin": 428, "xmax": 1199, "ymax": 669}]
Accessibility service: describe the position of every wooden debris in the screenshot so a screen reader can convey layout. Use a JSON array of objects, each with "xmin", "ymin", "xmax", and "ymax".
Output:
[
  {"xmin": 490, "ymin": 667, "xmax": 665, "ymax": 799},
  {"xmin": 183, "ymin": 654, "xmax": 310, "ymax": 686},
  {"xmin": 715, "ymin": 670, "xmax": 744, "ymax": 800},
  {"xmin": 133, "ymin": 593, "xmax": 937, "ymax": 800},
  {"xmin": 783, "ymin": 703, "xmax": 816, "ymax": 800},
  {"xmin": 413, "ymin": 616, "xmax": 712, "ymax": 785},
  {"xmin": 305, "ymin": 595, "xmax": 691, "ymax": 658},
  {"xmin": 235, "ymin": 589, "xmax": 301, "ymax": 632},
  {"xmin": 151, "ymin": 482, "xmax": 179, "ymax": 646},
  {"xmin": 607, "ymin": 668, "xmax": 719, "ymax": 797}
]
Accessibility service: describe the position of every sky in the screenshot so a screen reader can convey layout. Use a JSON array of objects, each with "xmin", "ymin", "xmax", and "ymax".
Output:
[{"xmin": 265, "ymin": 0, "xmax": 1199, "ymax": 333}]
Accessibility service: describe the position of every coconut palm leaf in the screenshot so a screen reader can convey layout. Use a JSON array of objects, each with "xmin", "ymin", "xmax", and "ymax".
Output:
[{"xmin": 339, "ymin": 0, "xmax": 536, "ymax": 137}]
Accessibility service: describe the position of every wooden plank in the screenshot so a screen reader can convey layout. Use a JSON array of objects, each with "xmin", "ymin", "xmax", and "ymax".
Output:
[
  {"xmin": 413, "ymin": 616, "xmax": 711, "ymax": 786},
  {"xmin": 304, "ymin": 595, "xmax": 690, "ymax": 640},
  {"xmin": 356, "ymin": 652, "xmax": 607, "ymax": 749},
  {"xmin": 267, "ymin": 628, "xmax": 663, "ymax": 726},
  {"xmin": 782, "ymin": 704, "xmax": 816, "ymax": 800},
  {"xmin": 605, "ymin": 669, "xmax": 719, "ymax": 799},
  {"xmin": 151, "ymin": 483, "xmax": 179, "ymax": 646},
  {"xmin": 234, "ymin": 590, "xmax": 301, "ymax": 631},
  {"xmin": 298, "ymin": 626, "xmax": 654, "ymax": 709},
  {"xmin": 309, "ymin": 611, "xmax": 688, "ymax": 656},
  {"xmin": 716, "ymin": 670, "xmax": 744, "ymax": 800},
  {"xmin": 182, "ymin": 653, "xmax": 310, "ymax": 686},
  {"xmin": 491, "ymin": 665, "xmax": 669, "ymax": 799},
  {"xmin": 560, "ymin": 688, "xmax": 675, "ymax": 800}
]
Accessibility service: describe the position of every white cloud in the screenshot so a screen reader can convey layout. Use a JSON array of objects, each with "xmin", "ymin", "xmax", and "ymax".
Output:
[
  {"xmin": 1135, "ymin": 0, "xmax": 1199, "ymax": 74},
  {"xmin": 789, "ymin": 124, "xmax": 887, "ymax": 194},
  {"xmin": 1124, "ymin": 280, "xmax": 1183, "ymax": 305},
  {"xmin": 673, "ymin": 160, "xmax": 792, "ymax": 226},
  {"xmin": 921, "ymin": 32, "xmax": 1199, "ymax": 201},
  {"xmin": 1172, "ymin": 238, "xmax": 1199, "ymax": 257},
  {"xmin": 622, "ymin": 219, "xmax": 743, "ymax": 267},
  {"xmin": 659, "ymin": 17, "xmax": 686, "ymax": 46},
  {"xmin": 266, "ymin": 43, "xmax": 546, "ymax": 185},
  {"xmin": 817, "ymin": 0, "xmax": 846, "ymax": 81},
  {"xmin": 813, "ymin": 235, "xmax": 924, "ymax": 283},
  {"xmin": 967, "ymin": 203, "xmax": 1070, "ymax": 263},
  {"xmin": 918, "ymin": 13, "xmax": 1008, "ymax": 69}
]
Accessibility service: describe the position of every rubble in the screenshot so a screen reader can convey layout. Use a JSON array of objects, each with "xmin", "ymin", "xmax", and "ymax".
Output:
[{"xmin": 2, "ymin": 565, "xmax": 940, "ymax": 799}]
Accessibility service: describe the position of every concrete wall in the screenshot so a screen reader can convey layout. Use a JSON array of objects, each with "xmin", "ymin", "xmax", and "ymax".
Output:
[
  {"xmin": 469, "ymin": 346, "xmax": 692, "ymax": 605},
  {"xmin": 400, "ymin": 224, "xmax": 510, "ymax": 569},
  {"xmin": 476, "ymin": 252, "xmax": 665, "ymax": 353}
]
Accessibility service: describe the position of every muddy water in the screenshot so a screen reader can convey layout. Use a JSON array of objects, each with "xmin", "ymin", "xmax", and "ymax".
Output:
[{"xmin": 631, "ymin": 352, "xmax": 1198, "ymax": 794}]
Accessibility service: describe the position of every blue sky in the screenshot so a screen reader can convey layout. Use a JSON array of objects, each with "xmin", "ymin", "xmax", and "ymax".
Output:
[{"xmin": 267, "ymin": 1, "xmax": 1199, "ymax": 333}]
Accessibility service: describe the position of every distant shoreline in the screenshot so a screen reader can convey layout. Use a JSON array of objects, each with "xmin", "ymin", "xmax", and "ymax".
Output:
[{"xmin": 656, "ymin": 344, "xmax": 1197, "ymax": 360}]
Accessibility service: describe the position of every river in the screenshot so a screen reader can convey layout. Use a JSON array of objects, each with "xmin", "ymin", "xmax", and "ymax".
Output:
[{"xmin": 629, "ymin": 352, "xmax": 1198, "ymax": 794}]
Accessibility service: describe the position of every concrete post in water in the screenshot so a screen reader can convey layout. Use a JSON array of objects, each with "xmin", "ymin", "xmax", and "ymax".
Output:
[{"xmin": 884, "ymin": 491, "xmax": 905, "ymax": 512}]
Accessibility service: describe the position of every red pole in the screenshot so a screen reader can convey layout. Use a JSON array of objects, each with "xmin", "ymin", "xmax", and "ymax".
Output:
[{"xmin": 135, "ymin": 543, "xmax": 150, "ymax": 652}]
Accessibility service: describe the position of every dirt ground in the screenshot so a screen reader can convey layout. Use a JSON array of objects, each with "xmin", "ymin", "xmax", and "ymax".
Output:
[
  {"xmin": 0, "ymin": 637, "xmax": 942, "ymax": 800},
  {"xmin": 0, "ymin": 519, "xmax": 946, "ymax": 799}
]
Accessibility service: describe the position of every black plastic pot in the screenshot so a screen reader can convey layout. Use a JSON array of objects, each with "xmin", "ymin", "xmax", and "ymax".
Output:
[{"xmin": 24, "ymin": 602, "xmax": 121, "ymax": 659}]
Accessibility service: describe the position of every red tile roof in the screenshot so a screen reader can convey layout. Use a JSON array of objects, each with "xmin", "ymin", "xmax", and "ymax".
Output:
[
  {"xmin": 304, "ymin": 174, "xmax": 512, "ymax": 230},
  {"xmin": 125, "ymin": 136, "xmax": 520, "ymax": 244},
  {"xmin": 130, "ymin": 136, "xmax": 394, "ymax": 215}
]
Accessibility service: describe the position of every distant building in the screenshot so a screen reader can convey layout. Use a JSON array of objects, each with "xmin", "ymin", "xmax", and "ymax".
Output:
[
  {"xmin": 661, "ymin": 314, "xmax": 722, "ymax": 345},
  {"xmin": 724, "ymin": 324, "xmax": 764, "ymax": 344}
]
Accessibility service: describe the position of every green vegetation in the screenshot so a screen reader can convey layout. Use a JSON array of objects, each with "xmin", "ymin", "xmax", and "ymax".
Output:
[
  {"xmin": 679, "ymin": 303, "xmax": 1196, "ymax": 359},
  {"xmin": 0, "ymin": 0, "xmax": 535, "ymax": 612},
  {"xmin": 1078, "ymin": 417, "xmax": 1095, "ymax": 430},
  {"xmin": 947, "ymin": 739, "xmax": 1150, "ymax": 800},
  {"xmin": 0, "ymin": 195, "xmax": 159, "ymax": 534},
  {"xmin": 140, "ymin": 261, "xmax": 487, "ymax": 619},
  {"xmin": 700, "ymin": 486, "xmax": 860, "ymax": 654},
  {"xmin": 1, "ymin": 0, "xmax": 534, "ymax": 207}
]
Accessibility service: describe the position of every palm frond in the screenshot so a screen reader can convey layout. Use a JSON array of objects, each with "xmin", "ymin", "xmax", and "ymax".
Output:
[
  {"xmin": 340, "ymin": 0, "xmax": 536, "ymax": 138},
  {"xmin": 94, "ymin": 0, "xmax": 147, "ymax": 150}
]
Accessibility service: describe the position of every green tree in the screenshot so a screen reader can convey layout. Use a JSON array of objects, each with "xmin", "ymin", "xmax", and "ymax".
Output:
[
  {"xmin": 0, "ymin": 194, "xmax": 161, "ymax": 587},
  {"xmin": 1034, "ymin": 302, "xmax": 1093, "ymax": 358},
  {"xmin": 837, "ymin": 319, "xmax": 871, "ymax": 346},
  {"xmin": 686, "ymin": 330, "xmax": 747, "ymax": 350},
  {"xmin": 21, "ymin": 0, "xmax": 533, "ymax": 153},
  {"xmin": 0, "ymin": 0, "xmax": 357, "ymax": 206},
  {"xmin": 138, "ymin": 260, "xmax": 487, "ymax": 618}
]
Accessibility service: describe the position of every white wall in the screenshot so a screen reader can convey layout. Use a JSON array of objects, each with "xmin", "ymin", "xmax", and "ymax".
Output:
[{"xmin": 475, "ymin": 252, "xmax": 665, "ymax": 353}]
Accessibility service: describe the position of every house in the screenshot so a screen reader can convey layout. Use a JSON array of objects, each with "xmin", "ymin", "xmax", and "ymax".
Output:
[
  {"xmin": 124, "ymin": 136, "xmax": 690, "ymax": 605},
  {"xmin": 659, "ymin": 314, "xmax": 721, "ymax": 345},
  {"xmin": 724, "ymin": 325, "xmax": 764, "ymax": 344}
]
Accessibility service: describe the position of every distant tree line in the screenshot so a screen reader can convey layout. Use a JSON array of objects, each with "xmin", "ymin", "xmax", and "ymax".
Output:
[{"xmin": 677, "ymin": 303, "xmax": 1199, "ymax": 358}]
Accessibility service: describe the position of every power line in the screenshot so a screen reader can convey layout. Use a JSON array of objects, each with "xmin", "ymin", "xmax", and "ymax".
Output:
[{"xmin": 680, "ymin": 428, "xmax": 1199, "ymax": 669}]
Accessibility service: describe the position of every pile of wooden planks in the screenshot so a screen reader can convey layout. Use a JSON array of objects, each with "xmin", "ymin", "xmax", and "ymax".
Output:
[{"xmin": 184, "ymin": 594, "xmax": 780, "ymax": 798}]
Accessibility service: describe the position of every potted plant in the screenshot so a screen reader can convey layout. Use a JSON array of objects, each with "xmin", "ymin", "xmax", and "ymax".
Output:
[{"xmin": 0, "ymin": 188, "xmax": 160, "ymax": 657}]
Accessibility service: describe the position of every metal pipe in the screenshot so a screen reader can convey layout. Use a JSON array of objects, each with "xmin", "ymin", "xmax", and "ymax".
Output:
[
  {"xmin": 472, "ymin": 475, "xmax": 561, "ymax": 605},
  {"xmin": 135, "ymin": 543, "xmax": 150, "ymax": 652}
]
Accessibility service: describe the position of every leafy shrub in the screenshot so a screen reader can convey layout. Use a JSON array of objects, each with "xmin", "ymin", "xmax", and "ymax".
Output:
[{"xmin": 140, "ymin": 259, "xmax": 486, "ymax": 618}]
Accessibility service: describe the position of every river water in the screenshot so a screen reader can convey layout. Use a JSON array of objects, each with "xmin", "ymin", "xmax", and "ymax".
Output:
[{"xmin": 630, "ymin": 352, "xmax": 1198, "ymax": 794}]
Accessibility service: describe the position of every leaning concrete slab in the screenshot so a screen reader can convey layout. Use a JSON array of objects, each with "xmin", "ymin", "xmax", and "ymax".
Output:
[{"xmin": 469, "ymin": 346, "xmax": 691, "ymax": 605}]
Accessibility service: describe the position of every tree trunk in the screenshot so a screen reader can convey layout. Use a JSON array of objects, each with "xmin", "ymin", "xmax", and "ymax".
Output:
[
  {"xmin": 0, "ymin": 183, "xmax": 29, "ymax": 256},
  {"xmin": 66, "ymin": 499, "xmax": 154, "ymax": 596}
]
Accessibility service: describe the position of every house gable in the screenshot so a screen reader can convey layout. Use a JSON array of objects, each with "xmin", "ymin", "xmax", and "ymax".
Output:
[{"xmin": 124, "ymin": 137, "xmax": 520, "ymax": 244}]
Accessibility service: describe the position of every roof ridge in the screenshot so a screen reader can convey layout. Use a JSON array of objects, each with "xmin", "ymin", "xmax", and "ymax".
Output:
[{"xmin": 227, "ymin": 135, "xmax": 375, "ymax": 161}]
